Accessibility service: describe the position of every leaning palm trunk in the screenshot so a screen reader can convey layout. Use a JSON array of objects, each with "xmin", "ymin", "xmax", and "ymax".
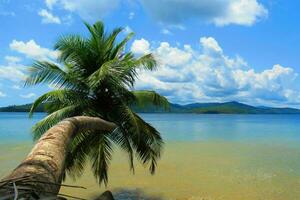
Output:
[{"xmin": 0, "ymin": 116, "xmax": 117, "ymax": 199}]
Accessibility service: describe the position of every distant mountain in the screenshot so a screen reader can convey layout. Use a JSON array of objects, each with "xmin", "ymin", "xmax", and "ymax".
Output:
[
  {"xmin": 133, "ymin": 101, "xmax": 300, "ymax": 114},
  {"xmin": 0, "ymin": 104, "xmax": 44, "ymax": 112},
  {"xmin": 1, "ymin": 101, "xmax": 300, "ymax": 114}
]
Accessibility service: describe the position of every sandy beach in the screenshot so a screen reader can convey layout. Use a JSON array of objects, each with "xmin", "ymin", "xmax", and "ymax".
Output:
[{"xmin": 2, "ymin": 141, "xmax": 300, "ymax": 200}]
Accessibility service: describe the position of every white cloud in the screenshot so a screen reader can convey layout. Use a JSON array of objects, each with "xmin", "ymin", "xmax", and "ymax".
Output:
[
  {"xmin": 62, "ymin": 14, "xmax": 73, "ymax": 25},
  {"xmin": 12, "ymin": 85, "xmax": 21, "ymax": 90},
  {"xmin": 155, "ymin": 42, "xmax": 192, "ymax": 67},
  {"xmin": 5, "ymin": 56, "xmax": 22, "ymax": 64},
  {"xmin": 0, "ymin": 41, "xmax": 58, "ymax": 83},
  {"xmin": 140, "ymin": 0, "xmax": 268, "ymax": 26},
  {"xmin": 20, "ymin": 93, "xmax": 36, "ymax": 99},
  {"xmin": 200, "ymin": 37, "xmax": 223, "ymax": 54},
  {"xmin": 132, "ymin": 37, "xmax": 300, "ymax": 106},
  {"xmin": 10, "ymin": 39, "xmax": 59, "ymax": 61},
  {"xmin": 213, "ymin": 0, "xmax": 268, "ymax": 26},
  {"xmin": 129, "ymin": 12, "xmax": 135, "ymax": 20},
  {"xmin": 45, "ymin": 0, "xmax": 58, "ymax": 9},
  {"xmin": 0, "ymin": 91, "xmax": 6, "ymax": 97},
  {"xmin": 46, "ymin": 0, "xmax": 120, "ymax": 20},
  {"xmin": 131, "ymin": 38, "xmax": 151, "ymax": 55},
  {"xmin": 3, "ymin": 40, "xmax": 60, "ymax": 83},
  {"xmin": 0, "ymin": 66, "xmax": 26, "ymax": 82},
  {"xmin": 161, "ymin": 29, "xmax": 172, "ymax": 35},
  {"xmin": 0, "ymin": 57, "xmax": 26, "ymax": 82},
  {"xmin": 38, "ymin": 9, "xmax": 61, "ymax": 24},
  {"xmin": 43, "ymin": 0, "xmax": 267, "ymax": 26}
]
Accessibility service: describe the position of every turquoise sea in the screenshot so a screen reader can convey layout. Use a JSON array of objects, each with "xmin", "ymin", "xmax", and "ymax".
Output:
[
  {"xmin": 1, "ymin": 112, "xmax": 300, "ymax": 143},
  {"xmin": 1, "ymin": 113, "xmax": 300, "ymax": 200}
]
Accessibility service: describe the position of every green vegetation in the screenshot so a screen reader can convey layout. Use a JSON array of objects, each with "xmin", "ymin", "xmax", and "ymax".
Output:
[
  {"xmin": 24, "ymin": 21, "xmax": 169, "ymax": 185},
  {"xmin": 134, "ymin": 101, "xmax": 300, "ymax": 114},
  {"xmin": 2, "ymin": 101, "xmax": 300, "ymax": 114},
  {"xmin": 0, "ymin": 103, "xmax": 44, "ymax": 112}
]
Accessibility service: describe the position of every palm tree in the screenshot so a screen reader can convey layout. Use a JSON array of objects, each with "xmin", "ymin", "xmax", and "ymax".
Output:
[
  {"xmin": 0, "ymin": 116, "xmax": 117, "ymax": 199},
  {"xmin": 25, "ymin": 21, "xmax": 169, "ymax": 186}
]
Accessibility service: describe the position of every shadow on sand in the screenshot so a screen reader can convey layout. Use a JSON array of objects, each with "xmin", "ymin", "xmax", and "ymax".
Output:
[{"xmin": 112, "ymin": 188, "xmax": 164, "ymax": 200}]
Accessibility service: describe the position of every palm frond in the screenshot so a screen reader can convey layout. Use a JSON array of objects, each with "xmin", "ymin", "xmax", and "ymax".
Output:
[
  {"xmin": 29, "ymin": 89, "xmax": 88, "ymax": 117},
  {"xmin": 103, "ymin": 27, "xmax": 123, "ymax": 58},
  {"xmin": 25, "ymin": 61, "xmax": 83, "ymax": 90},
  {"xmin": 132, "ymin": 90, "xmax": 169, "ymax": 110},
  {"xmin": 109, "ymin": 127, "xmax": 135, "ymax": 173},
  {"xmin": 63, "ymin": 131, "xmax": 93, "ymax": 181},
  {"xmin": 54, "ymin": 34, "xmax": 89, "ymax": 67},
  {"xmin": 32, "ymin": 105, "xmax": 81, "ymax": 140},
  {"xmin": 116, "ymin": 53, "xmax": 157, "ymax": 88},
  {"xmin": 110, "ymin": 32, "xmax": 134, "ymax": 60},
  {"xmin": 84, "ymin": 21, "xmax": 104, "ymax": 43},
  {"xmin": 134, "ymin": 54, "xmax": 157, "ymax": 71},
  {"xmin": 89, "ymin": 132, "xmax": 113, "ymax": 186},
  {"xmin": 87, "ymin": 59, "xmax": 124, "ymax": 90},
  {"xmin": 115, "ymin": 106, "xmax": 163, "ymax": 174}
]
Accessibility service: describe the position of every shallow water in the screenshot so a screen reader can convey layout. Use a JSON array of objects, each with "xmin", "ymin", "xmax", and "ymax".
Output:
[{"xmin": 1, "ymin": 113, "xmax": 300, "ymax": 199}]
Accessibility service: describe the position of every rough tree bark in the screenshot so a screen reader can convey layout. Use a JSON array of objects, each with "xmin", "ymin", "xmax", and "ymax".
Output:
[{"xmin": 0, "ymin": 116, "xmax": 117, "ymax": 199}]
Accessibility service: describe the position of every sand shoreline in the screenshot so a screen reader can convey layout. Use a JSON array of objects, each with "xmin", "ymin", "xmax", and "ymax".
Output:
[{"xmin": 2, "ymin": 141, "xmax": 299, "ymax": 199}]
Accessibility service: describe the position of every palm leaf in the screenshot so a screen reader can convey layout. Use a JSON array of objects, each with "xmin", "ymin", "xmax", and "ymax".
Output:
[
  {"xmin": 55, "ymin": 34, "xmax": 89, "ymax": 67},
  {"xmin": 109, "ymin": 127, "xmax": 135, "ymax": 173},
  {"xmin": 115, "ymin": 106, "xmax": 163, "ymax": 174},
  {"xmin": 132, "ymin": 90, "xmax": 169, "ymax": 110},
  {"xmin": 32, "ymin": 105, "xmax": 81, "ymax": 140},
  {"xmin": 25, "ymin": 61, "xmax": 83, "ymax": 90},
  {"xmin": 87, "ymin": 59, "xmax": 124, "ymax": 90},
  {"xmin": 89, "ymin": 132, "xmax": 113, "ymax": 186},
  {"xmin": 110, "ymin": 32, "xmax": 134, "ymax": 60},
  {"xmin": 63, "ymin": 131, "xmax": 93, "ymax": 181},
  {"xmin": 29, "ymin": 89, "xmax": 88, "ymax": 117}
]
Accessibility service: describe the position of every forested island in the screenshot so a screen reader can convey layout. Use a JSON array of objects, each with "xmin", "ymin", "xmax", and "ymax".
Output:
[{"xmin": 1, "ymin": 101, "xmax": 300, "ymax": 114}]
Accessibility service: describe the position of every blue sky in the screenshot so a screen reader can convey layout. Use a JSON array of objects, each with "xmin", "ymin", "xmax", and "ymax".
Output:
[{"xmin": 0, "ymin": 0, "xmax": 300, "ymax": 107}]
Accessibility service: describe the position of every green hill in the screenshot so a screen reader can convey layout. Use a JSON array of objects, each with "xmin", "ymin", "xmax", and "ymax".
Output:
[
  {"xmin": 0, "ymin": 104, "xmax": 44, "ymax": 112},
  {"xmin": 1, "ymin": 101, "xmax": 300, "ymax": 114},
  {"xmin": 133, "ymin": 101, "xmax": 300, "ymax": 114}
]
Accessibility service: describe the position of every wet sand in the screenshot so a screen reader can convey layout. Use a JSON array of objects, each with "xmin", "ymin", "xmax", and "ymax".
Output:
[{"xmin": 1, "ymin": 141, "xmax": 300, "ymax": 200}]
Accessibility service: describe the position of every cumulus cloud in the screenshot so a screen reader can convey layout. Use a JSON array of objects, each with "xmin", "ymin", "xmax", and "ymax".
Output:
[
  {"xmin": 10, "ymin": 39, "xmax": 59, "ymax": 61},
  {"xmin": 38, "ymin": 9, "xmax": 61, "ymax": 24},
  {"xmin": 43, "ymin": 0, "xmax": 267, "ymax": 26},
  {"xmin": 213, "ymin": 0, "xmax": 268, "ymax": 26},
  {"xmin": 131, "ymin": 38, "xmax": 151, "ymax": 55},
  {"xmin": 45, "ymin": 0, "xmax": 121, "ymax": 20},
  {"xmin": 20, "ymin": 93, "xmax": 36, "ymax": 99},
  {"xmin": 161, "ymin": 29, "xmax": 172, "ymax": 35},
  {"xmin": 132, "ymin": 37, "xmax": 300, "ymax": 106},
  {"xmin": 12, "ymin": 85, "xmax": 21, "ymax": 90},
  {"xmin": 45, "ymin": 0, "xmax": 58, "ymax": 9},
  {"xmin": 129, "ymin": 12, "xmax": 135, "ymax": 20},
  {"xmin": 5, "ymin": 56, "xmax": 22, "ymax": 64},
  {"xmin": 0, "ymin": 66, "xmax": 26, "ymax": 82},
  {"xmin": 0, "ymin": 56, "xmax": 26, "ymax": 82},
  {"xmin": 0, "ymin": 40, "xmax": 59, "ymax": 83},
  {"xmin": 155, "ymin": 42, "xmax": 192, "ymax": 67},
  {"xmin": 1, "ymin": 40, "xmax": 60, "ymax": 83},
  {"xmin": 140, "ymin": 0, "xmax": 268, "ymax": 26}
]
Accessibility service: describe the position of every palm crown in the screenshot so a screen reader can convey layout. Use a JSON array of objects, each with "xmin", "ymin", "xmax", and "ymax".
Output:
[{"xmin": 26, "ymin": 21, "xmax": 169, "ymax": 185}]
